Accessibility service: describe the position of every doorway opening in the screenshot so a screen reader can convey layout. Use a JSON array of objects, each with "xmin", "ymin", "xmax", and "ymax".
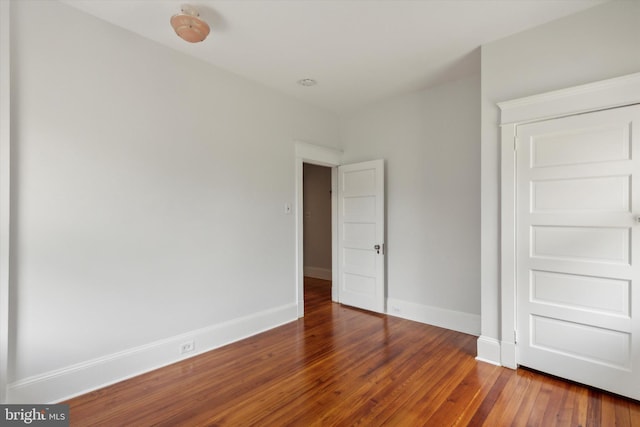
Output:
[
  {"xmin": 294, "ymin": 141, "xmax": 341, "ymax": 318},
  {"xmin": 303, "ymin": 163, "xmax": 333, "ymax": 309}
]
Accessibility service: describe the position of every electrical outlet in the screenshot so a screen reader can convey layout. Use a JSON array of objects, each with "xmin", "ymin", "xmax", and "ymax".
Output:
[
  {"xmin": 391, "ymin": 306, "xmax": 401, "ymax": 314},
  {"xmin": 180, "ymin": 340, "xmax": 195, "ymax": 354}
]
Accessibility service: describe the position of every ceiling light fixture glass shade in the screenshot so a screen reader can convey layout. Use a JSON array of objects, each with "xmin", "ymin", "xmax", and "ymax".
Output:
[{"xmin": 171, "ymin": 4, "xmax": 210, "ymax": 43}]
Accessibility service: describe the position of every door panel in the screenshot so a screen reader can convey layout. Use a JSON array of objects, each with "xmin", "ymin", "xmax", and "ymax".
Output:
[
  {"xmin": 530, "ymin": 316, "xmax": 631, "ymax": 369},
  {"xmin": 530, "ymin": 271, "xmax": 630, "ymax": 316},
  {"xmin": 530, "ymin": 123, "xmax": 630, "ymax": 167},
  {"xmin": 338, "ymin": 160, "xmax": 385, "ymax": 313},
  {"xmin": 532, "ymin": 175, "xmax": 630, "ymax": 212},
  {"xmin": 531, "ymin": 226, "xmax": 629, "ymax": 263},
  {"xmin": 516, "ymin": 104, "xmax": 640, "ymax": 400}
]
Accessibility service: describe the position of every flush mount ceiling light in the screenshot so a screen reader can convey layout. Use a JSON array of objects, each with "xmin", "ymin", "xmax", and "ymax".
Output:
[
  {"xmin": 297, "ymin": 79, "xmax": 317, "ymax": 87},
  {"xmin": 170, "ymin": 4, "xmax": 210, "ymax": 43}
]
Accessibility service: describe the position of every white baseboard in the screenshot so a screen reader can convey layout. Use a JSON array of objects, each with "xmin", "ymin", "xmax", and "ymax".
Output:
[
  {"xmin": 304, "ymin": 266, "xmax": 332, "ymax": 280},
  {"xmin": 386, "ymin": 298, "xmax": 480, "ymax": 336},
  {"xmin": 476, "ymin": 335, "xmax": 502, "ymax": 366},
  {"xmin": 7, "ymin": 303, "xmax": 298, "ymax": 404}
]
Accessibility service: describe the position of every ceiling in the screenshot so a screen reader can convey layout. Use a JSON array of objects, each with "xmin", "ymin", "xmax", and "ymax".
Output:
[{"xmin": 61, "ymin": 0, "xmax": 608, "ymax": 116}]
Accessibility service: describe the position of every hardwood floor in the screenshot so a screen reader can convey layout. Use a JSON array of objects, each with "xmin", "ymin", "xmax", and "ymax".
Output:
[{"xmin": 65, "ymin": 277, "xmax": 640, "ymax": 426}]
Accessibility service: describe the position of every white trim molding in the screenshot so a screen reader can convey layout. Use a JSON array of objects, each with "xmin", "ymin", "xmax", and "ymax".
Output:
[
  {"xmin": 499, "ymin": 72, "xmax": 640, "ymax": 125},
  {"xmin": 494, "ymin": 71, "xmax": 640, "ymax": 369},
  {"xmin": 330, "ymin": 167, "xmax": 338, "ymax": 302},
  {"xmin": 294, "ymin": 141, "xmax": 342, "ymax": 317},
  {"xmin": 497, "ymin": 123, "xmax": 517, "ymax": 369},
  {"xmin": 387, "ymin": 298, "xmax": 480, "ymax": 336},
  {"xmin": 0, "ymin": 0, "xmax": 11, "ymax": 404},
  {"xmin": 7, "ymin": 303, "xmax": 297, "ymax": 404},
  {"xmin": 295, "ymin": 141, "xmax": 343, "ymax": 167}
]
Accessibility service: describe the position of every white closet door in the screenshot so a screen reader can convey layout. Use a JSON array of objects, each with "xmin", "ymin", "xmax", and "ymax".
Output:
[{"xmin": 516, "ymin": 104, "xmax": 640, "ymax": 400}]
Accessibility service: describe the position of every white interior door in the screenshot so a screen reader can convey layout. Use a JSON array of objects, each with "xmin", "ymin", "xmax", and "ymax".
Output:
[
  {"xmin": 338, "ymin": 160, "xmax": 385, "ymax": 313},
  {"xmin": 516, "ymin": 104, "xmax": 640, "ymax": 400}
]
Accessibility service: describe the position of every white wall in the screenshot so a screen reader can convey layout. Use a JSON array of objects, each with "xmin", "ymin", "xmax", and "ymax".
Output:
[
  {"xmin": 0, "ymin": 0, "xmax": 11, "ymax": 405},
  {"xmin": 479, "ymin": 0, "xmax": 640, "ymax": 361},
  {"xmin": 303, "ymin": 164, "xmax": 332, "ymax": 279},
  {"xmin": 7, "ymin": 0, "xmax": 339, "ymax": 402},
  {"xmin": 341, "ymin": 74, "xmax": 481, "ymax": 335}
]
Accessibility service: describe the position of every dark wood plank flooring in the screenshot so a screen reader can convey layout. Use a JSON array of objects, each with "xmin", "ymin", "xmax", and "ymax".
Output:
[{"xmin": 65, "ymin": 277, "xmax": 640, "ymax": 426}]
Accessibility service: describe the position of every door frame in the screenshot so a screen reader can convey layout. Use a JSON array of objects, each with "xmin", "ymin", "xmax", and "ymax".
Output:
[
  {"xmin": 496, "ymin": 72, "xmax": 640, "ymax": 368},
  {"xmin": 294, "ymin": 142, "xmax": 342, "ymax": 317}
]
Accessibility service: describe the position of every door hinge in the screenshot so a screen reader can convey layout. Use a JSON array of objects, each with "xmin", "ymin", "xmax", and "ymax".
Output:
[{"xmin": 514, "ymin": 330, "xmax": 518, "ymax": 344}]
